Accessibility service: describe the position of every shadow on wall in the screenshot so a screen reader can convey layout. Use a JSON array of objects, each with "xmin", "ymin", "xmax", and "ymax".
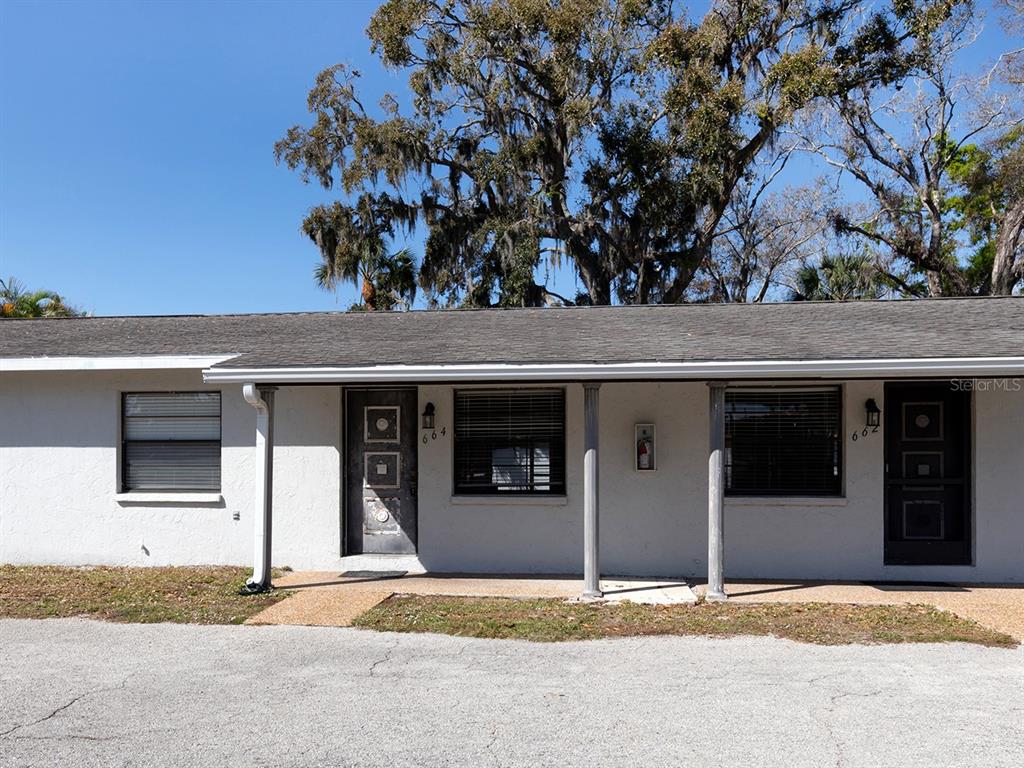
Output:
[{"xmin": 0, "ymin": 375, "xmax": 339, "ymax": 451}]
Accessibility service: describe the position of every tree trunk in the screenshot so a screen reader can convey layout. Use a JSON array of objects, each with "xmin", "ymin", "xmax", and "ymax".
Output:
[
  {"xmin": 362, "ymin": 276, "xmax": 376, "ymax": 310},
  {"xmin": 925, "ymin": 212, "xmax": 945, "ymax": 297},
  {"xmin": 660, "ymin": 249, "xmax": 705, "ymax": 303},
  {"xmin": 572, "ymin": 246, "xmax": 612, "ymax": 304},
  {"xmin": 992, "ymin": 200, "xmax": 1024, "ymax": 295},
  {"xmin": 584, "ymin": 274, "xmax": 612, "ymax": 305}
]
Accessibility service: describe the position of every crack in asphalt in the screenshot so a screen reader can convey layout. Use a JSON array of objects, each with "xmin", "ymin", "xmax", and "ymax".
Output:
[
  {"xmin": 812, "ymin": 710, "xmax": 845, "ymax": 768},
  {"xmin": 829, "ymin": 688, "xmax": 884, "ymax": 705},
  {"xmin": 0, "ymin": 693, "xmax": 92, "ymax": 738},
  {"xmin": 816, "ymin": 689, "xmax": 885, "ymax": 767},
  {"xmin": 0, "ymin": 678, "xmax": 129, "ymax": 739},
  {"xmin": 453, "ymin": 640, "xmax": 490, "ymax": 674},
  {"xmin": 803, "ymin": 673, "xmax": 887, "ymax": 768},
  {"xmin": 484, "ymin": 723, "xmax": 501, "ymax": 767},
  {"xmin": 368, "ymin": 641, "xmax": 398, "ymax": 678}
]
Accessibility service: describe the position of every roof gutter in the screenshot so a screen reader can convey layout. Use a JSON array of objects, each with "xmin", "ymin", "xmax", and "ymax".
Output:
[
  {"xmin": 202, "ymin": 356, "xmax": 1024, "ymax": 384},
  {"xmin": 2, "ymin": 354, "xmax": 238, "ymax": 372}
]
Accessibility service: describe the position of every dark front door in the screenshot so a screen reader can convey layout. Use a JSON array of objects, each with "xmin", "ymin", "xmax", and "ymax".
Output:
[
  {"xmin": 885, "ymin": 383, "xmax": 971, "ymax": 565},
  {"xmin": 345, "ymin": 389, "xmax": 418, "ymax": 555}
]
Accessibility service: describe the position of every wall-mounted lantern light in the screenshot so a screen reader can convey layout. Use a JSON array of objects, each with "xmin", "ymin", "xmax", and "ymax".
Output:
[
  {"xmin": 422, "ymin": 402, "xmax": 436, "ymax": 430},
  {"xmin": 865, "ymin": 398, "xmax": 881, "ymax": 428}
]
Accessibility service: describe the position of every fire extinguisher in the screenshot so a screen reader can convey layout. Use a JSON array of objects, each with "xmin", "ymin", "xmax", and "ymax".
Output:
[{"xmin": 638, "ymin": 435, "xmax": 651, "ymax": 469}]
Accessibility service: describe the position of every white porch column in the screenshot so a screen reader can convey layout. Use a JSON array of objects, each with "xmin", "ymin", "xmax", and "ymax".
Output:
[
  {"xmin": 243, "ymin": 384, "xmax": 276, "ymax": 593},
  {"xmin": 706, "ymin": 381, "xmax": 727, "ymax": 601},
  {"xmin": 582, "ymin": 382, "xmax": 602, "ymax": 598}
]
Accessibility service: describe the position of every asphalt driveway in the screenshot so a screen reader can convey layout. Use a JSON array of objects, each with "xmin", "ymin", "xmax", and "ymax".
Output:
[{"xmin": 1, "ymin": 619, "xmax": 1021, "ymax": 768}]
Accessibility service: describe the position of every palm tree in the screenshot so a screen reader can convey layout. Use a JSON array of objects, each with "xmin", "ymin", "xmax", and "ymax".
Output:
[
  {"xmin": 0, "ymin": 277, "xmax": 84, "ymax": 318},
  {"xmin": 313, "ymin": 236, "xmax": 417, "ymax": 311},
  {"xmin": 788, "ymin": 253, "xmax": 885, "ymax": 301}
]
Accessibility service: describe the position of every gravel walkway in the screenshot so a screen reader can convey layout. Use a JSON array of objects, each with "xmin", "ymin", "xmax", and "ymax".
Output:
[
  {"xmin": 255, "ymin": 573, "xmax": 1023, "ymax": 641},
  {"xmin": 248, "ymin": 572, "xmax": 585, "ymax": 627},
  {"xmin": 250, "ymin": 573, "xmax": 697, "ymax": 627},
  {"xmin": 693, "ymin": 582, "xmax": 1024, "ymax": 641}
]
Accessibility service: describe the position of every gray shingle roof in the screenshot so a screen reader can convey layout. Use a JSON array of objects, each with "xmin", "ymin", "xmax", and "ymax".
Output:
[{"xmin": 2, "ymin": 297, "xmax": 1022, "ymax": 368}]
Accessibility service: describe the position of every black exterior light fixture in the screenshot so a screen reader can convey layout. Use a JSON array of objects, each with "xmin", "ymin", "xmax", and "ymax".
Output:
[
  {"xmin": 865, "ymin": 398, "xmax": 881, "ymax": 428},
  {"xmin": 422, "ymin": 402, "xmax": 436, "ymax": 430}
]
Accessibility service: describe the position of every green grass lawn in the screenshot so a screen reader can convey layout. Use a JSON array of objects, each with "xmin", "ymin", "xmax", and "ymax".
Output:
[
  {"xmin": 355, "ymin": 594, "xmax": 1018, "ymax": 647},
  {"xmin": 0, "ymin": 565, "xmax": 289, "ymax": 625}
]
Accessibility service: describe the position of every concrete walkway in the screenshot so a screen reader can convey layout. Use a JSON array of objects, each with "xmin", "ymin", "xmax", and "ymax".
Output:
[
  {"xmin": 693, "ymin": 581, "xmax": 1024, "ymax": 641},
  {"xmin": 248, "ymin": 572, "xmax": 696, "ymax": 627}
]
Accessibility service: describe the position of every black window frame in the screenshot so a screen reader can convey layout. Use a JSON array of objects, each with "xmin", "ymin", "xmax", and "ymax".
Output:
[
  {"xmin": 724, "ymin": 386, "xmax": 843, "ymax": 498},
  {"xmin": 453, "ymin": 388, "xmax": 567, "ymax": 496},
  {"xmin": 120, "ymin": 391, "xmax": 222, "ymax": 493}
]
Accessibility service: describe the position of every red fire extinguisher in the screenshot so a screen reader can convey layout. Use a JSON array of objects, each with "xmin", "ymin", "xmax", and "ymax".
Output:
[{"xmin": 638, "ymin": 435, "xmax": 651, "ymax": 469}]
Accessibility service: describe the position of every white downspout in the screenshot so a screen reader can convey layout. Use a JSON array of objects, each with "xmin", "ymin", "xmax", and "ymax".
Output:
[{"xmin": 242, "ymin": 383, "xmax": 276, "ymax": 593}]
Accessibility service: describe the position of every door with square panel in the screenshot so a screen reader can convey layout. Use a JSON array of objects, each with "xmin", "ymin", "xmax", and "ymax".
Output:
[
  {"xmin": 345, "ymin": 388, "xmax": 418, "ymax": 555},
  {"xmin": 885, "ymin": 383, "xmax": 971, "ymax": 565}
]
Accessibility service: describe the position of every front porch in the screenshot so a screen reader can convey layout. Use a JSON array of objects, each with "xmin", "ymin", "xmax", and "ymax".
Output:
[
  {"xmin": 233, "ymin": 373, "xmax": 1018, "ymax": 596},
  {"xmin": 238, "ymin": 379, "xmax": 751, "ymax": 599}
]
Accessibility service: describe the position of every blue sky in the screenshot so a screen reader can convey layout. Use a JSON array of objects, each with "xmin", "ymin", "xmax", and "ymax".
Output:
[
  {"xmin": 0, "ymin": 0, "xmax": 1016, "ymax": 316},
  {"xmin": 1, "ymin": 0, "xmax": 407, "ymax": 315}
]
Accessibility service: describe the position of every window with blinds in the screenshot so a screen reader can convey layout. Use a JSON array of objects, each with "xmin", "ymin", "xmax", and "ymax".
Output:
[
  {"xmin": 122, "ymin": 392, "xmax": 221, "ymax": 492},
  {"xmin": 454, "ymin": 389, "xmax": 566, "ymax": 495},
  {"xmin": 725, "ymin": 388, "xmax": 842, "ymax": 497}
]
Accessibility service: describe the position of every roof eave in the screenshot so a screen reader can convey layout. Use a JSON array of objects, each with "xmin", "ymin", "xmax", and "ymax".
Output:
[
  {"xmin": 2, "ymin": 354, "xmax": 239, "ymax": 372},
  {"xmin": 200, "ymin": 357, "xmax": 1024, "ymax": 384}
]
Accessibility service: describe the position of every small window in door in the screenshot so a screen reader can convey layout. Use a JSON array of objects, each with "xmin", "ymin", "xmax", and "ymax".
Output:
[{"xmin": 365, "ymin": 406, "xmax": 400, "ymax": 442}]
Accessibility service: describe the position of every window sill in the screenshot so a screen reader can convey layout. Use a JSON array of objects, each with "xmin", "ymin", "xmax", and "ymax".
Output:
[
  {"xmin": 884, "ymin": 562, "xmax": 975, "ymax": 568},
  {"xmin": 115, "ymin": 492, "xmax": 223, "ymax": 505},
  {"xmin": 449, "ymin": 495, "xmax": 569, "ymax": 507},
  {"xmin": 726, "ymin": 496, "xmax": 848, "ymax": 508}
]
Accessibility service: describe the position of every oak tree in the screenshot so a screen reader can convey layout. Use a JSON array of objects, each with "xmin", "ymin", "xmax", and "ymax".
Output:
[{"xmin": 278, "ymin": 0, "xmax": 966, "ymax": 305}]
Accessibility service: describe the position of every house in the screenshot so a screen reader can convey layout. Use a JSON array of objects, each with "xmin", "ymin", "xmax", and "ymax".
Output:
[{"xmin": 2, "ymin": 297, "xmax": 1022, "ymax": 597}]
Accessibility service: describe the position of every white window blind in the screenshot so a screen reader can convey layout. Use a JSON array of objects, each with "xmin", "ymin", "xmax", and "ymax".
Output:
[
  {"xmin": 454, "ymin": 389, "xmax": 565, "ymax": 495},
  {"xmin": 122, "ymin": 392, "xmax": 221, "ymax": 491}
]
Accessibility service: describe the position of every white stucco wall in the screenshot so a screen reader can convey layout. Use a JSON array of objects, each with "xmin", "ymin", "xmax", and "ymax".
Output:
[
  {"xmin": 721, "ymin": 381, "xmax": 1023, "ymax": 582},
  {"xmin": 2, "ymin": 370, "xmax": 1021, "ymax": 582},
  {"xmin": 0, "ymin": 370, "xmax": 342, "ymax": 571},
  {"xmin": 414, "ymin": 381, "xmax": 1023, "ymax": 582},
  {"xmin": 415, "ymin": 384, "xmax": 584, "ymax": 574},
  {"xmin": 970, "ymin": 383, "xmax": 1024, "ymax": 581},
  {"xmin": 416, "ymin": 382, "xmax": 709, "ymax": 576},
  {"xmin": 724, "ymin": 380, "xmax": 881, "ymax": 581}
]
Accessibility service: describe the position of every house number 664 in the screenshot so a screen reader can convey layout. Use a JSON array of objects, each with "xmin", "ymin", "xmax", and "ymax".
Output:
[{"xmin": 422, "ymin": 426, "xmax": 447, "ymax": 444}]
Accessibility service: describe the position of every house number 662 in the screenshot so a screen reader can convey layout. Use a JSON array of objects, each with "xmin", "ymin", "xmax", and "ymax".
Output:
[{"xmin": 851, "ymin": 426, "xmax": 879, "ymax": 441}]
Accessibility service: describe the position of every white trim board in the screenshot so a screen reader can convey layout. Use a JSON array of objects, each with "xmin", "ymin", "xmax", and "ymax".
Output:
[
  {"xmin": 2, "ymin": 354, "xmax": 238, "ymax": 372},
  {"xmin": 201, "ymin": 357, "xmax": 1024, "ymax": 384},
  {"xmin": 114, "ymin": 492, "xmax": 224, "ymax": 504}
]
